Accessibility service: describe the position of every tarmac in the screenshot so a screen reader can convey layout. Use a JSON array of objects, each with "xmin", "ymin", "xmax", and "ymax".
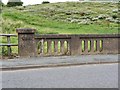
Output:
[{"xmin": 0, "ymin": 54, "xmax": 119, "ymax": 71}]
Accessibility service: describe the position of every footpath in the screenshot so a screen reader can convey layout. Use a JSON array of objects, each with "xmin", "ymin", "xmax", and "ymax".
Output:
[{"xmin": 0, "ymin": 54, "xmax": 119, "ymax": 71}]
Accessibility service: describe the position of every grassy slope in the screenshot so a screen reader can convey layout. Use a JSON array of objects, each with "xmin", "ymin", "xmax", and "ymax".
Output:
[{"xmin": 2, "ymin": 2, "xmax": 119, "ymax": 34}]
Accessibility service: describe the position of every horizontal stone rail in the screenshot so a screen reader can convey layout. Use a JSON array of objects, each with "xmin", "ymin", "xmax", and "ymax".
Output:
[
  {"xmin": 35, "ymin": 34, "xmax": 119, "ymax": 56},
  {"xmin": 16, "ymin": 28, "xmax": 120, "ymax": 57},
  {"xmin": 35, "ymin": 34, "xmax": 71, "ymax": 56}
]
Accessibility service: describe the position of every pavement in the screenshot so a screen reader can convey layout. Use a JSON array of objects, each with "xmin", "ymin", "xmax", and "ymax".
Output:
[
  {"xmin": 2, "ymin": 64, "xmax": 118, "ymax": 88},
  {"xmin": 0, "ymin": 54, "xmax": 119, "ymax": 71}
]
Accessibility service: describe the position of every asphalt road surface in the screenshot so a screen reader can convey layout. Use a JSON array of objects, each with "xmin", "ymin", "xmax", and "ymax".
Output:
[{"xmin": 2, "ymin": 63, "xmax": 118, "ymax": 88}]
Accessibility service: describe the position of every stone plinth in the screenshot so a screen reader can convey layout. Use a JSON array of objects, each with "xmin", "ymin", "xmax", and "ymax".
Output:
[{"xmin": 16, "ymin": 28, "xmax": 36, "ymax": 57}]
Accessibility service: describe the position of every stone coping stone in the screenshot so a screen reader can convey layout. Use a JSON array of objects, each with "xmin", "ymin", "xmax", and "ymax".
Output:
[{"xmin": 16, "ymin": 28, "xmax": 36, "ymax": 34}]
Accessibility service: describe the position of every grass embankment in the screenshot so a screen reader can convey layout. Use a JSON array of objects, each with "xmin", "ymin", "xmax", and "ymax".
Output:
[{"xmin": 0, "ymin": 2, "xmax": 119, "ymax": 56}]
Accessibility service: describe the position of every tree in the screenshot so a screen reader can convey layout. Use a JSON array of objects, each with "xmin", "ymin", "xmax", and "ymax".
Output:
[
  {"xmin": 7, "ymin": 0, "xmax": 23, "ymax": 7},
  {"xmin": 0, "ymin": 0, "xmax": 4, "ymax": 14},
  {"xmin": 42, "ymin": 1, "xmax": 50, "ymax": 4},
  {"xmin": 0, "ymin": 0, "xmax": 4, "ymax": 7}
]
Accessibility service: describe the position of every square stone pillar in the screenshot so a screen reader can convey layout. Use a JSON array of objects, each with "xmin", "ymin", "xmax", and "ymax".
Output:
[
  {"xmin": 16, "ymin": 28, "xmax": 36, "ymax": 57},
  {"xmin": 70, "ymin": 35, "xmax": 81, "ymax": 55},
  {"xmin": 102, "ymin": 38, "xmax": 119, "ymax": 54}
]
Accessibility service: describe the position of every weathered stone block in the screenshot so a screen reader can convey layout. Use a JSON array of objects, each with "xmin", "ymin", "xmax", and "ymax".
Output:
[
  {"xmin": 70, "ymin": 36, "xmax": 81, "ymax": 55},
  {"xmin": 16, "ymin": 28, "xmax": 36, "ymax": 57}
]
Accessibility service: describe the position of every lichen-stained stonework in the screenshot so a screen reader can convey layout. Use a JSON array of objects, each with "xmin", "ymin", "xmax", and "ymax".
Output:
[
  {"xmin": 17, "ymin": 28, "xmax": 120, "ymax": 57},
  {"xmin": 16, "ymin": 28, "xmax": 36, "ymax": 57}
]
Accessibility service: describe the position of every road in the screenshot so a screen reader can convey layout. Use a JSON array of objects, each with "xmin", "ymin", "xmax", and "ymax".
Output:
[{"xmin": 2, "ymin": 63, "xmax": 118, "ymax": 88}]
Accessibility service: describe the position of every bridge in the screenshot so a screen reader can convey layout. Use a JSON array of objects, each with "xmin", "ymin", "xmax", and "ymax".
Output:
[
  {"xmin": 0, "ymin": 28, "xmax": 119, "ymax": 58},
  {"xmin": 16, "ymin": 28, "xmax": 119, "ymax": 57},
  {"xmin": 1, "ymin": 28, "xmax": 119, "ymax": 89}
]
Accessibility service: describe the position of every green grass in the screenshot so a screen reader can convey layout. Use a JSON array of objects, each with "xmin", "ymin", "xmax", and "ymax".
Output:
[
  {"xmin": 2, "ymin": 11, "xmax": 118, "ymax": 34},
  {"xmin": 2, "ymin": 2, "xmax": 119, "ymax": 34}
]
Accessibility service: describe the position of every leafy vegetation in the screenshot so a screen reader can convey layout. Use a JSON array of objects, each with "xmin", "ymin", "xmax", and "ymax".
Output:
[
  {"xmin": 2, "ymin": 2, "xmax": 119, "ymax": 34},
  {"xmin": 0, "ymin": 0, "xmax": 4, "ymax": 7},
  {"xmin": 42, "ymin": 1, "xmax": 50, "ymax": 4},
  {"xmin": 7, "ymin": 0, "xmax": 23, "ymax": 7}
]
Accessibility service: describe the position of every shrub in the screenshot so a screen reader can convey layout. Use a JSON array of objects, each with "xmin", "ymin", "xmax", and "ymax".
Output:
[
  {"xmin": 112, "ymin": 14, "xmax": 118, "ymax": 19},
  {"xmin": 1, "ymin": 47, "xmax": 9, "ymax": 56},
  {"xmin": 2, "ymin": 18, "xmax": 24, "ymax": 33},
  {"xmin": 7, "ymin": 0, "xmax": 23, "ymax": 7},
  {"xmin": 0, "ymin": 0, "xmax": 4, "ymax": 7},
  {"xmin": 42, "ymin": 1, "xmax": 50, "ymax": 4}
]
